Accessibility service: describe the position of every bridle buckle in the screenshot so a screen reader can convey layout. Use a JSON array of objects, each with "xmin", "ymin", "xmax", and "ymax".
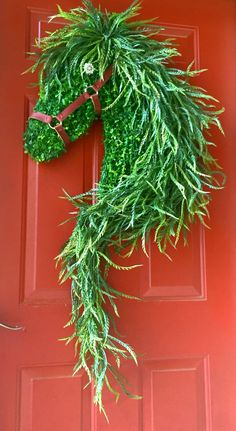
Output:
[
  {"xmin": 85, "ymin": 85, "xmax": 98, "ymax": 97},
  {"xmin": 48, "ymin": 116, "xmax": 62, "ymax": 129}
]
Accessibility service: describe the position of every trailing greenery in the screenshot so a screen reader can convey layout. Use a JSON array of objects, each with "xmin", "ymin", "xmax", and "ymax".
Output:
[{"xmin": 24, "ymin": 0, "xmax": 224, "ymax": 414}]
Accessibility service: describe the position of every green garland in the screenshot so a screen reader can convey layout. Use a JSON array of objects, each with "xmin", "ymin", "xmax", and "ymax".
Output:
[{"xmin": 24, "ymin": 0, "xmax": 224, "ymax": 414}]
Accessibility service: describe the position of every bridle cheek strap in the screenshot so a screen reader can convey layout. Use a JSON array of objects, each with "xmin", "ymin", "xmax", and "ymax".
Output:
[
  {"xmin": 29, "ymin": 65, "xmax": 113, "ymax": 146},
  {"xmin": 29, "ymin": 112, "xmax": 71, "ymax": 145}
]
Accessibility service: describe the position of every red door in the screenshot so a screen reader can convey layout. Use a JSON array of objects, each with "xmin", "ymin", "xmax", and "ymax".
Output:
[{"xmin": 1, "ymin": 0, "xmax": 236, "ymax": 430}]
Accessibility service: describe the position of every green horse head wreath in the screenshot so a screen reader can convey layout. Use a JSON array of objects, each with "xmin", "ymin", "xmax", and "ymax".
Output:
[{"xmin": 24, "ymin": 0, "xmax": 224, "ymax": 414}]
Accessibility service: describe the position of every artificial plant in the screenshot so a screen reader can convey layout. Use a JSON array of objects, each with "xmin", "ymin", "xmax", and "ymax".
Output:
[{"xmin": 24, "ymin": 0, "xmax": 224, "ymax": 414}]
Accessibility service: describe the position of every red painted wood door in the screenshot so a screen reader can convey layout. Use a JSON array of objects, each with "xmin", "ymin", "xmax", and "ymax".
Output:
[{"xmin": 1, "ymin": 0, "xmax": 236, "ymax": 430}]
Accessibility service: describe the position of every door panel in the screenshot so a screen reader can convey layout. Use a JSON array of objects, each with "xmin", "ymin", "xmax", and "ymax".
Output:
[
  {"xmin": 142, "ymin": 357, "xmax": 211, "ymax": 431},
  {"xmin": 140, "ymin": 225, "xmax": 206, "ymax": 300},
  {"xmin": 1, "ymin": 0, "xmax": 236, "ymax": 430}
]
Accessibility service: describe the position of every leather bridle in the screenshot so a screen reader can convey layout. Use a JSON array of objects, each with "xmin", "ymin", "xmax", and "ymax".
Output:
[{"xmin": 29, "ymin": 65, "xmax": 113, "ymax": 146}]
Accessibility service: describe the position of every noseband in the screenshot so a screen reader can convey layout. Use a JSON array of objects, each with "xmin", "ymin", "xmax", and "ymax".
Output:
[{"xmin": 29, "ymin": 65, "xmax": 113, "ymax": 145}]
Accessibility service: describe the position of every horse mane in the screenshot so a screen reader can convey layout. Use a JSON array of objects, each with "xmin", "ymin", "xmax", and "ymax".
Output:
[{"xmin": 24, "ymin": 0, "xmax": 224, "ymax": 414}]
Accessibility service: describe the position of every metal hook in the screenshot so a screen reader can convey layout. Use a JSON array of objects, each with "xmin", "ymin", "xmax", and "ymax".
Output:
[{"xmin": 0, "ymin": 322, "xmax": 24, "ymax": 331}]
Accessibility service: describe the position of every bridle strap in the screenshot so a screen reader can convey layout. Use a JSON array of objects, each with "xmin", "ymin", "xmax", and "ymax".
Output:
[
  {"xmin": 29, "ymin": 65, "xmax": 113, "ymax": 145},
  {"xmin": 30, "ymin": 112, "xmax": 71, "ymax": 144}
]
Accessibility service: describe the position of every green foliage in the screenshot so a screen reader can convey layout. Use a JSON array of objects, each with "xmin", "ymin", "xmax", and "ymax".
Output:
[{"xmin": 24, "ymin": 0, "xmax": 224, "ymax": 414}]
